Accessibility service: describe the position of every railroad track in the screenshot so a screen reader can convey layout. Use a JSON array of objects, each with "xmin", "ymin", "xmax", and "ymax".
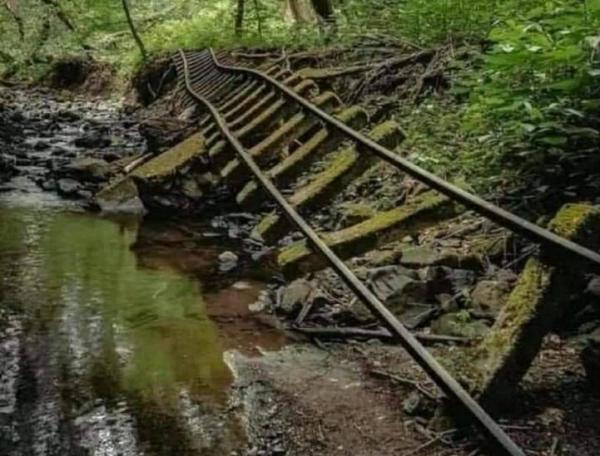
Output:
[{"xmin": 172, "ymin": 48, "xmax": 600, "ymax": 456}]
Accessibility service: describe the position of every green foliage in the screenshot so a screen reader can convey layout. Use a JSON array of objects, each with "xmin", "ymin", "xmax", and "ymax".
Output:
[{"xmin": 457, "ymin": 1, "xmax": 600, "ymax": 207}]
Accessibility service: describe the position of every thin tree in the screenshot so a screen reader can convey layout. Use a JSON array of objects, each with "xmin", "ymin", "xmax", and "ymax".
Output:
[
  {"xmin": 253, "ymin": 0, "xmax": 262, "ymax": 38},
  {"xmin": 235, "ymin": 0, "xmax": 245, "ymax": 36},
  {"xmin": 3, "ymin": 0, "xmax": 24, "ymax": 40},
  {"xmin": 121, "ymin": 0, "xmax": 147, "ymax": 61},
  {"xmin": 40, "ymin": 0, "xmax": 75, "ymax": 31}
]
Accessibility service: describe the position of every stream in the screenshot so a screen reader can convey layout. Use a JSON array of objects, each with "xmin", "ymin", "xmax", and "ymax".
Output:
[{"xmin": 0, "ymin": 184, "xmax": 284, "ymax": 455}]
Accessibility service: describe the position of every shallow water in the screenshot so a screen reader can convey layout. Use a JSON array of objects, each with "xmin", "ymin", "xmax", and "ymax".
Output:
[{"xmin": 0, "ymin": 201, "xmax": 281, "ymax": 455}]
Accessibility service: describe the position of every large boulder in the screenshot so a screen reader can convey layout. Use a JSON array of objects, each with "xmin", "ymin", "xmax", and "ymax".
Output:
[
  {"xmin": 470, "ymin": 271, "xmax": 517, "ymax": 317},
  {"xmin": 352, "ymin": 266, "xmax": 429, "ymax": 322},
  {"xmin": 62, "ymin": 157, "xmax": 111, "ymax": 182}
]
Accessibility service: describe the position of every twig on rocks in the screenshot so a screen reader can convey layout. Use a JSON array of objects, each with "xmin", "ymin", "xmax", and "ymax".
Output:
[
  {"xmin": 369, "ymin": 368, "xmax": 437, "ymax": 400},
  {"xmin": 292, "ymin": 325, "xmax": 471, "ymax": 345}
]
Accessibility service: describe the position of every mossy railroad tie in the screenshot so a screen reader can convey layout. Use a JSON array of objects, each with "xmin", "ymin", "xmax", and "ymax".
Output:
[
  {"xmin": 467, "ymin": 203, "xmax": 600, "ymax": 413},
  {"xmin": 133, "ymin": 132, "xmax": 206, "ymax": 183},
  {"xmin": 208, "ymin": 78, "xmax": 317, "ymax": 168},
  {"xmin": 254, "ymin": 121, "xmax": 405, "ymax": 244},
  {"xmin": 97, "ymin": 132, "xmax": 207, "ymax": 205},
  {"xmin": 277, "ymin": 191, "xmax": 454, "ymax": 277},
  {"xmin": 236, "ymin": 106, "xmax": 369, "ymax": 210},
  {"xmin": 221, "ymin": 91, "xmax": 341, "ymax": 186},
  {"xmin": 203, "ymin": 76, "xmax": 314, "ymax": 148},
  {"xmin": 197, "ymin": 66, "xmax": 294, "ymax": 130},
  {"xmin": 198, "ymin": 80, "xmax": 263, "ymax": 130}
]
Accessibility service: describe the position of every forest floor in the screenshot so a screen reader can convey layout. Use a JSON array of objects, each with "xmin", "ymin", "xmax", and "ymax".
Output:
[{"xmin": 1, "ymin": 40, "xmax": 599, "ymax": 455}]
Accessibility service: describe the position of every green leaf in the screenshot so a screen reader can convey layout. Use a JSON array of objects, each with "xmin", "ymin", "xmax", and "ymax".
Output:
[{"xmin": 535, "ymin": 135, "xmax": 568, "ymax": 146}]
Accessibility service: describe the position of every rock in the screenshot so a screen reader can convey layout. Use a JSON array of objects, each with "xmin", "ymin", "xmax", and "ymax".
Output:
[
  {"xmin": 218, "ymin": 251, "xmax": 239, "ymax": 273},
  {"xmin": 400, "ymin": 246, "xmax": 481, "ymax": 270},
  {"xmin": 74, "ymin": 131, "xmax": 111, "ymax": 148},
  {"xmin": 57, "ymin": 178, "xmax": 81, "ymax": 196},
  {"xmin": 0, "ymin": 154, "xmax": 16, "ymax": 178},
  {"xmin": 95, "ymin": 177, "xmax": 146, "ymax": 215},
  {"xmin": 402, "ymin": 391, "xmax": 422, "ymax": 416},
  {"xmin": 470, "ymin": 278, "xmax": 514, "ymax": 316},
  {"xmin": 180, "ymin": 177, "xmax": 203, "ymax": 199},
  {"xmin": 77, "ymin": 189, "xmax": 93, "ymax": 200},
  {"xmin": 232, "ymin": 281, "xmax": 253, "ymax": 291},
  {"xmin": 352, "ymin": 266, "xmax": 429, "ymax": 321},
  {"xmin": 431, "ymin": 311, "xmax": 490, "ymax": 339},
  {"xmin": 537, "ymin": 407, "xmax": 565, "ymax": 428},
  {"xmin": 587, "ymin": 276, "xmax": 600, "ymax": 299},
  {"xmin": 581, "ymin": 327, "xmax": 600, "ymax": 390},
  {"xmin": 445, "ymin": 268, "xmax": 477, "ymax": 293},
  {"xmin": 139, "ymin": 117, "xmax": 195, "ymax": 153},
  {"xmin": 435, "ymin": 293, "xmax": 459, "ymax": 312},
  {"xmin": 337, "ymin": 202, "xmax": 376, "ymax": 227},
  {"xmin": 57, "ymin": 109, "xmax": 81, "ymax": 122},
  {"xmin": 249, "ymin": 291, "xmax": 272, "ymax": 313},
  {"xmin": 276, "ymin": 279, "xmax": 314, "ymax": 316},
  {"xmin": 63, "ymin": 157, "xmax": 111, "ymax": 181},
  {"xmin": 40, "ymin": 179, "xmax": 57, "ymax": 191},
  {"xmin": 51, "ymin": 145, "xmax": 77, "ymax": 158},
  {"xmin": 32, "ymin": 140, "xmax": 51, "ymax": 150}
]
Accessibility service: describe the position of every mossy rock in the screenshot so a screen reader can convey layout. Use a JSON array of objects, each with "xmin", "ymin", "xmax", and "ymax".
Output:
[{"xmin": 431, "ymin": 311, "xmax": 490, "ymax": 339}]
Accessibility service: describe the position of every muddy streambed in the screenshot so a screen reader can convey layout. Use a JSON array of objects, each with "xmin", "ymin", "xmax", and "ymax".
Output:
[{"xmin": 0, "ymin": 195, "xmax": 286, "ymax": 455}]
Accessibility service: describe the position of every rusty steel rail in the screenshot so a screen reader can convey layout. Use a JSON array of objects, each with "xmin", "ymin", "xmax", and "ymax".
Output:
[
  {"xmin": 177, "ymin": 49, "xmax": 526, "ymax": 456},
  {"xmin": 206, "ymin": 48, "xmax": 600, "ymax": 273}
]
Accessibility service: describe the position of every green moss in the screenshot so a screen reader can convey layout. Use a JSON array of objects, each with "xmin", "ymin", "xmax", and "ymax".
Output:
[
  {"xmin": 277, "ymin": 238, "xmax": 311, "ymax": 266},
  {"xmin": 289, "ymin": 147, "xmax": 358, "ymax": 206},
  {"xmin": 253, "ymin": 213, "xmax": 280, "ymax": 239},
  {"xmin": 336, "ymin": 106, "xmax": 369, "ymax": 126},
  {"xmin": 134, "ymin": 133, "xmax": 205, "ymax": 181},
  {"xmin": 328, "ymin": 191, "xmax": 449, "ymax": 243},
  {"xmin": 368, "ymin": 120, "xmax": 406, "ymax": 147},
  {"xmin": 236, "ymin": 181, "xmax": 259, "ymax": 205},
  {"xmin": 547, "ymin": 203, "xmax": 600, "ymax": 241},
  {"xmin": 278, "ymin": 191, "xmax": 455, "ymax": 271},
  {"xmin": 476, "ymin": 259, "xmax": 551, "ymax": 372},
  {"xmin": 470, "ymin": 202, "xmax": 600, "ymax": 404}
]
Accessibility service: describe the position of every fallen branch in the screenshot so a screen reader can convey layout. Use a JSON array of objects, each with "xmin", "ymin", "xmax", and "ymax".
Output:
[
  {"xmin": 292, "ymin": 326, "xmax": 470, "ymax": 345},
  {"xmin": 297, "ymin": 49, "xmax": 435, "ymax": 80},
  {"xmin": 369, "ymin": 368, "xmax": 437, "ymax": 400}
]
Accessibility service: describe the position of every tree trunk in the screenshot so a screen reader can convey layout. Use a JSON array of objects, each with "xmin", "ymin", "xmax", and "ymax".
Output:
[
  {"xmin": 3, "ymin": 0, "xmax": 24, "ymax": 40},
  {"xmin": 40, "ymin": 0, "xmax": 75, "ymax": 31},
  {"xmin": 285, "ymin": 0, "xmax": 318, "ymax": 24},
  {"xmin": 253, "ymin": 0, "xmax": 262, "ymax": 37},
  {"xmin": 121, "ymin": 0, "xmax": 147, "ymax": 61},
  {"xmin": 235, "ymin": 0, "xmax": 245, "ymax": 36},
  {"xmin": 310, "ymin": 0, "xmax": 334, "ymax": 23}
]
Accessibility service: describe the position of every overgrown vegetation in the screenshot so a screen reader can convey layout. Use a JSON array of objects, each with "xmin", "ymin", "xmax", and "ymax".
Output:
[{"xmin": 1, "ymin": 0, "xmax": 598, "ymax": 213}]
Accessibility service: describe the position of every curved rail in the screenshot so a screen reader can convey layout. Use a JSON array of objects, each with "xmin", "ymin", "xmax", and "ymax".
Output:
[
  {"xmin": 177, "ymin": 49, "xmax": 526, "ymax": 456},
  {"xmin": 207, "ymin": 48, "xmax": 600, "ymax": 273}
]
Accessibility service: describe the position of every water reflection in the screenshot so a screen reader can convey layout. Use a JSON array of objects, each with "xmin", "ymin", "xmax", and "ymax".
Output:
[{"xmin": 0, "ymin": 207, "xmax": 266, "ymax": 455}]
